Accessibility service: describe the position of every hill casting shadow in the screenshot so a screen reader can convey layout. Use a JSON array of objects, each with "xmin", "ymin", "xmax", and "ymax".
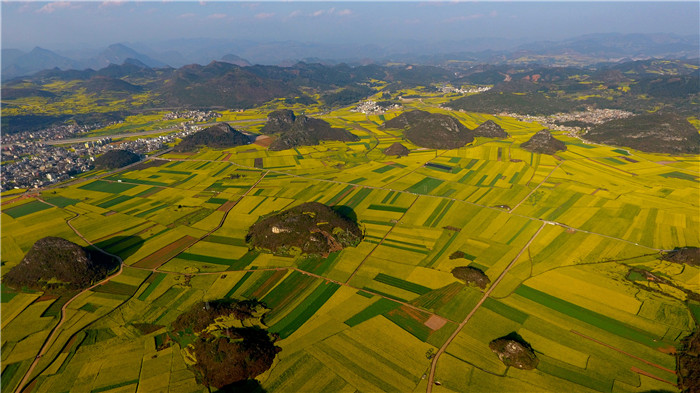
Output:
[
  {"xmin": 331, "ymin": 205, "xmax": 358, "ymax": 223},
  {"xmin": 92, "ymin": 235, "xmax": 145, "ymax": 261},
  {"xmin": 217, "ymin": 379, "xmax": 266, "ymax": 393}
]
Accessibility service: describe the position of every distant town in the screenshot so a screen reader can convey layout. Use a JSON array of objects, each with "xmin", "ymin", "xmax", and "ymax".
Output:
[{"xmin": 0, "ymin": 110, "xmax": 220, "ymax": 192}]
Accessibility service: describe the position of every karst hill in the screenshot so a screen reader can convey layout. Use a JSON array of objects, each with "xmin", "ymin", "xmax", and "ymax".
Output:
[
  {"xmin": 174, "ymin": 122, "xmax": 250, "ymax": 152},
  {"xmin": 383, "ymin": 110, "xmax": 473, "ymax": 149},
  {"xmin": 262, "ymin": 109, "xmax": 359, "ymax": 151},
  {"xmin": 4, "ymin": 237, "xmax": 119, "ymax": 291},
  {"xmin": 246, "ymin": 202, "xmax": 362, "ymax": 257}
]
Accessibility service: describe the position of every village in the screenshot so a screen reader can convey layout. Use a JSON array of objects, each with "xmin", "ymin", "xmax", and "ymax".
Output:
[{"xmin": 1, "ymin": 123, "xmax": 203, "ymax": 192}]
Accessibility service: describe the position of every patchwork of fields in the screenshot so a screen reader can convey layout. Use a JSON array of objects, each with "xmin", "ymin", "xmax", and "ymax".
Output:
[{"xmin": 2, "ymin": 100, "xmax": 698, "ymax": 393}]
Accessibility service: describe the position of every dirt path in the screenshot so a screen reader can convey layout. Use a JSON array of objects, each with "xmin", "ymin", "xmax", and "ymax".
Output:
[
  {"xmin": 344, "ymin": 195, "xmax": 420, "ymax": 284},
  {"xmin": 43, "ymin": 119, "xmax": 265, "ymax": 145},
  {"xmin": 570, "ymin": 330, "xmax": 676, "ymax": 374},
  {"xmin": 425, "ymin": 222, "xmax": 546, "ymax": 392},
  {"xmin": 630, "ymin": 367, "xmax": 677, "ymax": 386},
  {"xmin": 510, "ymin": 161, "xmax": 562, "ymax": 212},
  {"xmin": 14, "ymin": 205, "xmax": 125, "ymax": 393}
]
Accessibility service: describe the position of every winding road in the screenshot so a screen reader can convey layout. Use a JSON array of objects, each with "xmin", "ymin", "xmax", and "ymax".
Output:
[
  {"xmin": 7, "ymin": 124, "xmax": 676, "ymax": 392},
  {"xmin": 14, "ymin": 206, "xmax": 125, "ymax": 393}
]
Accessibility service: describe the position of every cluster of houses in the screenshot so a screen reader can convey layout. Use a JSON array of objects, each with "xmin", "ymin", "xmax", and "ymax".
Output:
[
  {"xmin": 1, "ymin": 124, "xmax": 203, "ymax": 192},
  {"xmin": 352, "ymin": 100, "xmax": 402, "ymax": 115},
  {"xmin": 162, "ymin": 110, "xmax": 221, "ymax": 123},
  {"xmin": 496, "ymin": 108, "xmax": 633, "ymax": 134}
]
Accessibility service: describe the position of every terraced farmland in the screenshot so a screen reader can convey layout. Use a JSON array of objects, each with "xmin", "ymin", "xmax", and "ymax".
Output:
[{"xmin": 2, "ymin": 98, "xmax": 698, "ymax": 393}]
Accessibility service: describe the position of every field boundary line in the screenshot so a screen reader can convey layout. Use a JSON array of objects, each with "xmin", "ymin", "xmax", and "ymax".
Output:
[
  {"xmin": 15, "ymin": 200, "xmax": 126, "ymax": 393},
  {"xmin": 426, "ymin": 221, "xmax": 546, "ymax": 392},
  {"xmin": 145, "ymin": 170, "xmax": 270, "ymax": 273},
  {"xmin": 159, "ymin": 156, "xmax": 668, "ymax": 252},
  {"xmin": 510, "ymin": 161, "xmax": 562, "ymax": 212},
  {"xmin": 344, "ymin": 195, "xmax": 420, "ymax": 284},
  {"xmin": 630, "ymin": 366, "xmax": 677, "ymax": 386},
  {"xmin": 570, "ymin": 330, "xmax": 676, "ymax": 375}
]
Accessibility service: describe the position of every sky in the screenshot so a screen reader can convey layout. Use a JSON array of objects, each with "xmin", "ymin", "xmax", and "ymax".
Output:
[{"xmin": 2, "ymin": 1, "xmax": 699, "ymax": 50}]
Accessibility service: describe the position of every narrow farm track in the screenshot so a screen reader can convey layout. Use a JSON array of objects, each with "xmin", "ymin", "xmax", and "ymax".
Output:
[
  {"xmin": 14, "ymin": 202, "xmax": 126, "ymax": 393},
  {"xmin": 425, "ymin": 222, "xmax": 547, "ymax": 392},
  {"xmin": 17, "ymin": 170, "xmax": 463, "ymax": 392},
  {"xmin": 344, "ymin": 195, "xmax": 420, "ymax": 284},
  {"xmin": 510, "ymin": 161, "xmax": 562, "ymax": 212},
  {"xmin": 43, "ymin": 118, "xmax": 266, "ymax": 145},
  {"xmin": 134, "ymin": 170, "xmax": 270, "ymax": 272},
  {"xmin": 570, "ymin": 330, "xmax": 676, "ymax": 374},
  {"xmin": 7, "ymin": 131, "xmax": 680, "ymax": 391},
  {"xmin": 14, "ymin": 172, "xmax": 268, "ymax": 393},
  {"xmin": 152, "ymin": 156, "xmax": 665, "ymax": 252}
]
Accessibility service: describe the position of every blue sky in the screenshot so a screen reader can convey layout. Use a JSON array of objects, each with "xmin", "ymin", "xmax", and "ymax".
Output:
[{"xmin": 2, "ymin": 1, "xmax": 698, "ymax": 50}]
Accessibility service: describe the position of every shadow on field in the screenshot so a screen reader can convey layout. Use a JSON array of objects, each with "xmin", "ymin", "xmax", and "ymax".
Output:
[
  {"xmin": 92, "ymin": 235, "xmax": 146, "ymax": 261},
  {"xmin": 639, "ymin": 391, "xmax": 677, "ymax": 393},
  {"xmin": 332, "ymin": 205, "xmax": 358, "ymax": 223},
  {"xmin": 217, "ymin": 379, "xmax": 266, "ymax": 393}
]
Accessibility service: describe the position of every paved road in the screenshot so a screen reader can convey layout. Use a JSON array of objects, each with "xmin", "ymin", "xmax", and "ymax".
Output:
[
  {"xmin": 425, "ymin": 222, "xmax": 547, "ymax": 392},
  {"xmin": 43, "ymin": 119, "xmax": 265, "ymax": 145},
  {"xmin": 9, "ymin": 136, "xmax": 672, "ymax": 391}
]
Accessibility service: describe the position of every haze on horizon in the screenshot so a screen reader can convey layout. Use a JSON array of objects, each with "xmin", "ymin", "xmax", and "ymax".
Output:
[{"xmin": 2, "ymin": 1, "xmax": 699, "ymax": 52}]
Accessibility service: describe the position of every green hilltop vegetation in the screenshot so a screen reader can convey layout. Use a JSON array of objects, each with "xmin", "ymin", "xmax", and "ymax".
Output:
[
  {"xmin": 174, "ymin": 122, "xmax": 250, "ymax": 152},
  {"xmin": 662, "ymin": 246, "xmax": 700, "ymax": 266},
  {"xmin": 3, "ymin": 236, "xmax": 118, "ymax": 292},
  {"xmin": 383, "ymin": 142, "xmax": 410, "ymax": 157},
  {"xmin": 94, "ymin": 149, "xmax": 141, "ymax": 169},
  {"xmin": 1, "ymin": 59, "xmax": 699, "ymax": 393},
  {"xmin": 261, "ymin": 109, "xmax": 359, "ymax": 151},
  {"xmin": 585, "ymin": 112, "xmax": 700, "ymax": 155},
  {"xmin": 451, "ymin": 265, "xmax": 491, "ymax": 290},
  {"xmin": 383, "ymin": 109, "xmax": 474, "ymax": 149},
  {"xmin": 247, "ymin": 201, "xmax": 362, "ymax": 257},
  {"xmin": 472, "ymin": 119, "xmax": 509, "ymax": 138},
  {"xmin": 489, "ymin": 332, "xmax": 539, "ymax": 370},
  {"xmin": 445, "ymin": 60, "xmax": 699, "ymax": 117},
  {"xmin": 0, "ymin": 61, "xmax": 454, "ymax": 133},
  {"xmin": 2, "ymin": 58, "xmax": 697, "ymax": 138},
  {"xmin": 170, "ymin": 299, "xmax": 280, "ymax": 390},
  {"xmin": 520, "ymin": 130, "xmax": 568, "ymax": 155}
]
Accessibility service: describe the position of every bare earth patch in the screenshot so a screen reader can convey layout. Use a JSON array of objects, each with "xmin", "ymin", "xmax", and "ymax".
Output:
[
  {"xmin": 424, "ymin": 314, "xmax": 447, "ymax": 330},
  {"xmin": 254, "ymin": 135, "xmax": 273, "ymax": 148}
]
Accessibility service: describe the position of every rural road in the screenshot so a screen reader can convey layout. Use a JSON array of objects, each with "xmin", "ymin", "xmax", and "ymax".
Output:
[
  {"xmin": 14, "ymin": 204, "xmax": 125, "ymax": 393},
  {"xmin": 425, "ymin": 222, "xmax": 546, "ymax": 392},
  {"xmin": 43, "ymin": 118, "xmax": 265, "ymax": 145},
  {"xmin": 15, "ymin": 172, "xmax": 274, "ymax": 393},
  {"xmin": 7, "ymin": 125, "xmax": 670, "ymax": 391}
]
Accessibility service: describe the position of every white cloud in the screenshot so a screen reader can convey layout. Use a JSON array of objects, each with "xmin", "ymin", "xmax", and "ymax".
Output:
[
  {"xmin": 100, "ymin": 0, "xmax": 125, "ymax": 8},
  {"xmin": 287, "ymin": 10, "xmax": 302, "ymax": 18},
  {"xmin": 446, "ymin": 11, "xmax": 498, "ymax": 23},
  {"xmin": 310, "ymin": 8, "xmax": 352, "ymax": 17},
  {"xmin": 36, "ymin": 1, "xmax": 72, "ymax": 14},
  {"xmin": 179, "ymin": 13, "xmax": 196, "ymax": 19},
  {"xmin": 255, "ymin": 12, "xmax": 274, "ymax": 19},
  {"xmin": 208, "ymin": 13, "xmax": 227, "ymax": 19}
]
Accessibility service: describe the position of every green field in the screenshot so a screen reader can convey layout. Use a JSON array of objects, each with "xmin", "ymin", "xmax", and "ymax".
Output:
[{"xmin": 1, "ymin": 97, "xmax": 697, "ymax": 393}]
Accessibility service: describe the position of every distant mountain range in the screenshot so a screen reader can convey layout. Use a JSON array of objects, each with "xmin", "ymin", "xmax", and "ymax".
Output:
[
  {"xmin": 2, "ymin": 33, "xmax": 698, "ymax": 80},
  {"xmin": 2, "ymin": 44, "xmax": 168, "ymax": 80}
]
